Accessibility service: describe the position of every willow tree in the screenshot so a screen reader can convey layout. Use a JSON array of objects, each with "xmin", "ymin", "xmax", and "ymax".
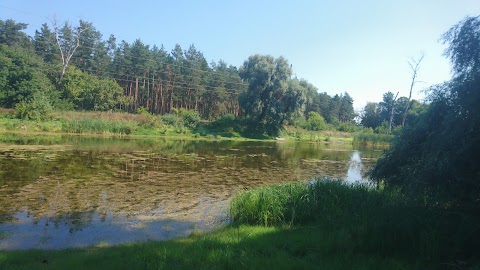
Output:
[{"xmin": 239, "ymin": 55, "xmax": 305, "ymax": 135}]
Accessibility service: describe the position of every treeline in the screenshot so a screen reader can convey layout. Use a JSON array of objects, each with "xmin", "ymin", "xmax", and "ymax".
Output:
[
  {"xmin": 0, "ymin": 18, "xmax": 357, "ymax": 135},
  {"xmin": 1, "ymin": 19, "xmax": 245, "ymax": 119},
  {"xmin": 360, "ymin": 92, "xmax": 427, "ymax": 133}
]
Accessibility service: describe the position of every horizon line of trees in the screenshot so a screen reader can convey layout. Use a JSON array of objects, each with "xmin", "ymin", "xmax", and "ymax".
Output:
[
  {"xmin": 360, "ymin": 92, "xmax": 427, "ymax": 133},
  {"xmin": 0, "ymin": 17, "xmax": 423, "ymax": 135}
]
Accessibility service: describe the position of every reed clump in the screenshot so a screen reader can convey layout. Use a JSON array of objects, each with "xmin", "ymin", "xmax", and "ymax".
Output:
[
  {"xmin": 353, "ymin": 132, "xmax": 393, "ymax": 146},
  {"xmin": 230, "ymin": 179, "xmax": 480, "ymax": 262}
]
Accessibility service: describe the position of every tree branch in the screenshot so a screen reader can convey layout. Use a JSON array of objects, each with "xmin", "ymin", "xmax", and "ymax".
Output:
[
  {"xmin": 402, "ymin": 52, "xmax": 424, "ymax": 127},
  {"xmin": 52, "ymin": 18, "xmax": 89, "ymax": 83}
]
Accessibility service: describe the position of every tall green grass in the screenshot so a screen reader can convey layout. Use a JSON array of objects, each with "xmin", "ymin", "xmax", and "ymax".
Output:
[
  {"xmin": 230, "ymin": 179, "xmax": 480, "ymax": 264},
  {"xmin": 0, "ymin": 224, "xmax": 429, "ymax": 270},
  {"xmin": 230, "ymin": 179, "xmax": 409, "ymax": 228},
  {"xmin": 60, "ymin": 119, "xmax": 136, "ymax": 134},
  {"xmin": 353, "ymin": 132, "xmax": 393, "ymax": 146}
]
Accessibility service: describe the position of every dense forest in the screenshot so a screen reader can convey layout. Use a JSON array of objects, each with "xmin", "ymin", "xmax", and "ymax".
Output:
[{"xmin": 0, "ymin": 18, "xmax": 426, "ymax": 136}]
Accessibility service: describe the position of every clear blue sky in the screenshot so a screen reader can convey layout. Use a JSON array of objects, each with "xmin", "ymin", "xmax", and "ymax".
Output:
[{"xmin": 1, "ymin": 0, "xmax": 479, "ymax": 110}]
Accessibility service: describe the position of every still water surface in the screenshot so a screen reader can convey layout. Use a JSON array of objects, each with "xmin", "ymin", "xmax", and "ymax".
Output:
[{"xmin": 0, "ymin": 135, "xmax": 383, "ymax": 249}]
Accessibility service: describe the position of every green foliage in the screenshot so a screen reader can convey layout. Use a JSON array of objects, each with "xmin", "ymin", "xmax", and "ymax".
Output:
[
  {"xmin": 0, "ymin": 45, "xmax": 57, "ymax": 109},
  {"xmin": 231, "ymin": 179, "xmax": 392, "ymax": 227},
  {"xmin": 361, "ymin": 94, "xmax": 426, "ymax": 131},
  {"xmin": 1, "ymin": 17, "xmax": 363, "ymax": 137},
  {"xmin": 290, "ymin": 116, "xmax": 308, "ymax": 129},
  {"xmin": 230, "ymin": 180, "xmax": 480, "ymax": 264},
  {"xmin": 0, "ymin": 19, "xmax": 32, "ymax": 48},
  {"xmin": 305, "ymin": 111, "xmax": 325, "ymax": 131},
  {"xmin": 61, "ymin": 66, "xmax": 128, "ymax": 111},
  {"xmin": 218, "ymin": 113, "xmax": 235, "ymax": 123},
  {"xmin": 61, "ymin": 119, "xmax": 135, "ymax": 134},
  {"xmin": 143, "ymin": 115, "xmax": 163, "ymax": 128},
  {"xmin": 161, "ymin": 114, "xmax": 180, "ymax": 127},
  {"xmin": 205, "ymin": 115, "xmax": 249, "ymax": 138},
  {"xmin": 176, "ymin": 109, "xmax": 201, "ymax": 129},
  {"xmin": 15, "ymin": 94, "xmax": 53, "ymax": 121},
  {"xmin": 239, "ymin": 55, "xmax": 305, "ymax": 135},
  {"xmin": 0, "ymin": 224, "xmax": 444, "ymax": 270},
  {"xmin": 360, "ymin": 102, "xmax": 381, "ymax": 128},
  {"xmin": 442, "ymin": 15, "xmax": 480, "ymax": 74},
  {"xmin": 71, "ymin": 20, "xmax": 110, "ymax": 75},
  {"xmin": 371, "ymin": 16, "xmax": 480, "ymax": 204},
  {"xmin": 374, "ymin": 121, "xmax": 390, "ymax": 134},
  {"xmin": 135, "ymin": 106, "xmax": 150, "ymax": 115},
  {"xmin": 353, "ymin": 132, "xmax": 393, "ymax": 147},
  {"xmin": 303, "ymin": 87, "xmax": 356, "ymax": 125},
  {"xmin": 136, "ymin": 107, "xmax": 162, "ymax": 128},
  {"xmin": 33, "ymin": 23, "xmax": 59, "ymax": 64},
  {"xmin": 335, "ymin": 122, "xmax": 358, "ymax": 132}
]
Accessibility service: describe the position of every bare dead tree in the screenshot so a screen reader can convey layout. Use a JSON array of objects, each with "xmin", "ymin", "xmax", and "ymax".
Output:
[
  {"xmin": 389, "ymin": 91, "xmax": 399, "ymax": 134},
  {"xmin": 52, "ymin": 18, "xmax": 88, "ymax": 83},
  {"xmin": 402, "ymin": 52, "xmax": 424, "ymax": 127}
]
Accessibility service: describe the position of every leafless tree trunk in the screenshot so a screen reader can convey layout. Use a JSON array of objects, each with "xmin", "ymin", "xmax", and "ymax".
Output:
[
  {"xmin": 402, "ymin": 53, "xmax": 424, "ymax": 127},
  {"xmin": 52, "ymin": 19, "xmax": 88, "ymax": 83},
  {"xmin": 389, "ymin": 92, "xmax": 399, "ymax": 134},
  {"xmin": 134, "ymin": 77, "xmax": 139, "ymax": 111}
]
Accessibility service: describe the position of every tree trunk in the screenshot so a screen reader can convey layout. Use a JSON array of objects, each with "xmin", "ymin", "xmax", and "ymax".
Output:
[
  {"xmin": 389, "ymin": 92, "xmax": 399, "ymax": 134},
  {"xmin": 402, "ymin": 53, "xmax": 424, "ymax": 127},
  {"xmin": 134, "ymin": 78, "xmax": 139, "ymax": 111},
  {"xmin": 52, "ymin": 20, "xmax": 87, "ymax": 84},
  {"xmin": 159, "ymin": 78, "xmax": 164, "ymax": 114}
]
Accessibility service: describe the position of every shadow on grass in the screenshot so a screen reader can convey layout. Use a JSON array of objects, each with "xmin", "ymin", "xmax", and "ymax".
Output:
[
  {"xmin": 2, "ymin": 208, "xmax": 479, "ymax": 269},
  {"xmin": 0, "ymin": 224, "xmax": 430, "ymax": 270}
]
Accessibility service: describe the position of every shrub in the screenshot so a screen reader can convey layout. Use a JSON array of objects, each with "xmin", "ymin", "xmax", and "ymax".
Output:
[
  {"xmin": 219, "ymin": 113, "xmax": 235, "ymax": 123},
  {"xmin": 161, "ymin": 114, "xmax": 180, "ymax": 127},
  {"xmin": 306, "ymin": 112, "xmax": 326, "ymax": 131},
  {"xmin": 336, "ymin": 122, "xmax": 357, "ymax": 132},
  {"xmin": 136, "ymin": 107, "xmax": 150, "ymax": 115},
  {"xmin": 177, "ymin": 109, "xmax": 201, "ymax": 129},
  {"xmin": 15, "ymin": 95, "xmax": 53, "ymax": 121},
  {"xmin": 174, "ymin": 125, "xmax": 188, "ymax": 134}
]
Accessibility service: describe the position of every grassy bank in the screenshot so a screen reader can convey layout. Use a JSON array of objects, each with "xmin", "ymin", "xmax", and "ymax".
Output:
[
  {"xmin": 280, "ymin": 126, "xmax": 354, "ymax": 143},
  {"xmin": 1, "ymin": 180, "xmax": 478, "ymax": 269},
  {"xmin": 0, "ymin": 225, "xmax": 424, "ymax": 270},
  {"xmin": 0, "ymin": 111, "xmax": 251, "ymax": 140},
  {"xmin": 0, "ymin": 111, "xmax": 357, "ymax": 143}
]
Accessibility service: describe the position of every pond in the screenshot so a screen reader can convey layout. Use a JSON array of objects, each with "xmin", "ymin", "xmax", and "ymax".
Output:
[{"xmin": 0, "ymin": 135, "xmax": 384, "ymax": 250}]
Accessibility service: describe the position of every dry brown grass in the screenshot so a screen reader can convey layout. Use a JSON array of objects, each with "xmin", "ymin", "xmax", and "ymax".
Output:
[
  {"xmin": 322, "ymin": 130, "xmax": 352, "ymax": 138},
  {"xmin": 0, "ymin": 108, "xmax": 15, "ymax": 114},
  {"xmin": 51, "ymin": 111, "xmax": 148, "ymax": 123}
]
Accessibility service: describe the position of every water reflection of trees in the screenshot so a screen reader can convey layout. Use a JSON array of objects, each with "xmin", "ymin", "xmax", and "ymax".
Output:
[{"xmin": 0, "ymin": 139, "xmax": 371, "ymax": 229}]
